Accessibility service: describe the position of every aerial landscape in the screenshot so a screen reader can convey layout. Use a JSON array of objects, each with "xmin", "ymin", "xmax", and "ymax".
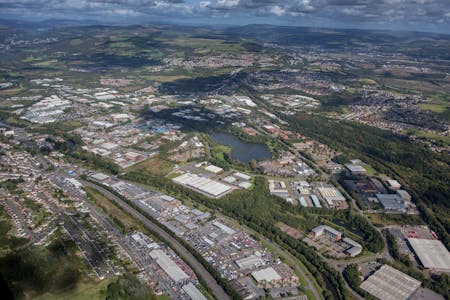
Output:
[{"xmin": 0, "ymin": 1, "xmax": 449, "ymax": 300}]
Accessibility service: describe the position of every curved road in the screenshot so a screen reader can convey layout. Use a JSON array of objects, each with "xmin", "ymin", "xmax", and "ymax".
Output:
[
  {"xmin": 82, "ymin": 180, "xmax": 231, "ymax": 300},
  {"xmin": 262, "ymin": 237, "xmax": 322, "ymax": 300}
]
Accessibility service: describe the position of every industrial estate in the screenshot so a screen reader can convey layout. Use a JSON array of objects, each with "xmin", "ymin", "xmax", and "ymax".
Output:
[{"xmin": 0, "ymin": 10, "xmax": 449, "ymax": 300}]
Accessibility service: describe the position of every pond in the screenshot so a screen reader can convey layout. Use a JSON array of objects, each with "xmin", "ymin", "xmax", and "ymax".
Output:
[{"xmin": 210, "ymin": 132, "xmax": 271, "ymax": 163}]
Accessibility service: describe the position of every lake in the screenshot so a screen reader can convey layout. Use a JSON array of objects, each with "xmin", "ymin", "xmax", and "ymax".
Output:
[{"xmin": 210, "ymin": 132, "xmax": 272, "ymax": 163}]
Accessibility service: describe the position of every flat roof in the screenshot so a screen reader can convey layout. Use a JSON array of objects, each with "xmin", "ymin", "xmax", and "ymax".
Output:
[
  {"xmin": 252, "ymin": 267, "xmax": 281, "ymax": 283},
  {"xmin": 346, "ymin": 164, "xmax": 366, "ymax": 173},
  {"xmin": 173, "ymin": 173, "xmax": 232, "ymax": 198},
  {"xmin": 360, "ymin": 265, "xmax": 421, "ymax": 300},
  {"xmin": 376, "ymin": 194, "xmax": 405, "ymax": 210},
  {"xmin": 204, "ymin": 165, "xmax": 223, "ymax": 174},
  {"xmin": 212, "ymin": 220, "xmax": 236, "ymax": 235},
  {"xmin": 407, "ymin": 238, "xmax": 450, "ymax": 271},
  {"xmin": 91, "ymin": 173, "xmax": 109, "ymax": 181},
  {"xmin": 238, "ymin": 181, "xmax": 252, "ymax": 189},
  {"xmin": 312, "ymin": 225, "xmax": 341, "ymax": 237},
  {"xmin": 235, "ymin": 254, "xmax": 264, "ymax": 270},
  {"xmin": 310, "ymin": 195, "xmax": 322, "ymax": 208},
  {"xmin": 182, "ymin": 283, "xmax": 208, "ymax": 300},
  {"xmin": 317, "ymin": 187, "xmax": 345, "ymax": 202},
  {"xmin": 149, "ymin": 249, "xmax": 189, "ymax": 282},
  {"xmin": 233, "ymin": 172, "xmax": 251, "ymax": 181}
]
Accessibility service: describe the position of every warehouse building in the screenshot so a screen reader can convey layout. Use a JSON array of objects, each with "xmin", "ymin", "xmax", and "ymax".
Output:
[
  {"xmin": 235, "ymin": 254, "xmax": 265, "ymax": 270},
  {"xmin": 407, "ymin": 238, "xmax": 450, "ymax": 272},
  {"xmin": 360, "ymin": 265, "xmax": 421, "ymax": 300},
  {"xmin": 251, "ymin": 267, "xmax": 281, "ymax": 285},
  {"xmin": 376, "ymin": 194, "xmax": 407, "ymax": 213},
  {"xmin": 310, "ymin": 195, "xmax": 322, "ymax": 208},
  {"xmin": 386, "ymin": 179, "xmax": 401, "ymax": 190},
  {"xmin": 204, "ymin": 164, "xmax": 223, "ymax": 174},
  {"xmin": 317, "ymin": 186, "xmax": 346, "ymax": 207},
  {"xmin": 173, "ymin": 172, "xmax": 232, "ymax": 198},
  {"xmin": 345, "ymin": 164, "xmax": 367, "ymax": 175},
  {"xmin": 149, "ymin": 249, "xmax": 189, "ymax": 283},
  {"xmin": 182, "ymin": 283, "xmax": 208, "ymax": 300},
  {"xmin": 233, "ymin": 172, "xmax": 251, "ymax": 181},
  {"xmin": 268, "ymin": 180, "xmax": 289, "ymax": 199},
  {"xmin": 396, "ymin": 190, "xmax": 412, "ymax": 202}
]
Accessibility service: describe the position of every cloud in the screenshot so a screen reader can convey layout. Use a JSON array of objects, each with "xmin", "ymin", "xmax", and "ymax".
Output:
[
  {"xmin": 217, "ymin": 0, "xmax": 239, "ymax": 9},
  {"xmin": 270, "ymin": 5, "xmax": 285, "ymax": 16},
  {"xmin": 0, "ymin": 0, "xmax": 448, "ymax": 32}
]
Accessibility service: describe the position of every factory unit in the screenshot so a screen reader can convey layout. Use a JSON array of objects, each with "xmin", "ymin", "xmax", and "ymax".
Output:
[
  {"xmin": 407, "ymin": 238, "xmax": 450, "ymax": 272},
  {"xmin": 182, "ymin": 283, "xmax": 208, "ymax": 300},
  {"xmin": 345, "ymin": 164, "xmax": 367, "ymax": 175},
  {"xmin": 173, "ymin": 172, "xmax": 233, "ymax": 198},
  {"xmin": 311, "ymin": 225, "xmax": 342, "ymax": 241},
  {"xmin": 268, "ymin": 180, "xmax": 289, "ymax": 198},
  {"xmin": 149, "ymin": 249, "xmax": 190, "ymax": 283},
  {"xmin": 235, "ymin": 254, "xmax": 265, "ymax": 271},
  {"xmin": 360, "ymin": 265, "xmax": 421, "ymax": 300},
  {"xmin": 251, "ymin": 267, "xmax": 282, "ymax": 287}
]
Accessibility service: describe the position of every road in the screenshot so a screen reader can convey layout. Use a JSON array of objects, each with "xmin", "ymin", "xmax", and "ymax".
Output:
[
  {"xmin": 262, "ymin": 237, "xmax": 322, "ymax": 300},
  {"xmin": 82, "ymin": 180, "xmax": 231, "ymax": 300}
]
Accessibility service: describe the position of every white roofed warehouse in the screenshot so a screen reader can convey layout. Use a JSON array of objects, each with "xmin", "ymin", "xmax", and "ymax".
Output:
[
  {"xmin": 360, "ymin": 265, "xmax": 421, "ymax": 300},
  {"xmin": 407, "ymin": 238, "xmax": 450, "ymax": 272}
]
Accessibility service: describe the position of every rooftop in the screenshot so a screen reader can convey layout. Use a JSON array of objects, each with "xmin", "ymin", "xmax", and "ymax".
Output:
[
  {"xmin": 252, "ymin": 267, "xmax": 281, "ymax": 283},
  {"xmin": 360, "ymin": 265, "xmax": 421, "ymax": 300},
  {"xmin": 407, "ymin": 238, "xmax": 450, "ymax": 271}
]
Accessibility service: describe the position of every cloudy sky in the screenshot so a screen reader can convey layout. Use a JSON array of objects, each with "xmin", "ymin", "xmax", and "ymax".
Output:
[{"xmin": 0, "ymin": 0, "xmax": 449, "ymax": 33}]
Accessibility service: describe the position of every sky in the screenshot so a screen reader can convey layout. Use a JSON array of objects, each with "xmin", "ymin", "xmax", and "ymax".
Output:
[{"xmin": 0, "ymin": 0, "xmax": 449, "ymax": 33}]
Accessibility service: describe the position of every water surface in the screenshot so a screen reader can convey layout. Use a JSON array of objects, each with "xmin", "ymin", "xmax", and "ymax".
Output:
[{"xmin": 210, "ymin": 132, "xmax": 271, "ymax": 163}]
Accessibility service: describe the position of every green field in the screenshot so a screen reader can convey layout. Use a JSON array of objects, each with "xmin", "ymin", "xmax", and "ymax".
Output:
[{"xmin": 34, "ymin": 279, "xmax": 110, "ymax": 300}]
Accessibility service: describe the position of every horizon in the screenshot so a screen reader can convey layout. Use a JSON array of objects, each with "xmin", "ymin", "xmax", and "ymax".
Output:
[
  {"xmin": 2, "ymin": 16, "xmax": 450, "ymax": 37},
  {"xmin": 0, "ymin": 0, "xmax": 449, "ymax": 34}
]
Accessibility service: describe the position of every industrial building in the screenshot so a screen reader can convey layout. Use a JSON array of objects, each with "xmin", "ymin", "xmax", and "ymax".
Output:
[
  {"xmin": 268, "ymin": 180, "xmax": 289, "ymax": 199},
  {"xmin": 233, "ymin": 172, "xmax": 251, "ymax": 181},
  {"xmin": 360, "ymin": 265, "xmax": 421, "ymax": 300},
  {"xmin": 149, "ymin": 249, "xmax": 189, "ymax": 282},
  {"xmin": 376, "ymin": 194, "xmax": 407, "ymax": 213},
  {"xmin": 204, "ymin": 164, "xmax": 223, "ymax": 174},
  {"xmin": 310, "ymin": 195, "xmax": 322, "ymax": 208},
  {"xmin": 317, "ymin": 186, "xmax": 346, "ymax": 206},
  {"xmin": 182, "ymin": 283, "xmax": 208, "ymax": 300},
  {"xmin": 342, "ymin": 237, "xmax": 363, "ymax": 257},
  {"xmin": 298, "ymin": 196, "xmax": 308, "ymax": 207},
  {"xmin": 345, "ymin": 164, "xmax": 367, "ymax": 175},
  {"xmin": 407, "ymin": 238, "xmax": 450, "ymax": 272},
  {"xmin": 235, "ymin": 254, "xmax": 265, "ymax": 270},
  {"xmin": 310, "ymin": 225, "xmax": 362, "ymax": 257},
  {"xmin": 396, "ymin": 190, "xmax": 412, "ymax": 202},
  {"xmin": 251, "ymin": 267, "xmax": 281, "ymax": 285},
  {"xmin": 311, "ymin": 225, "xmax": 341, "ymax": 241},
  {"xmin": 173, "ymin": 172, "xmax": 233, "ymax": 198},
  {"xmin": 386, "ymin": 179, "xmax": 401, "ymax": 190}
]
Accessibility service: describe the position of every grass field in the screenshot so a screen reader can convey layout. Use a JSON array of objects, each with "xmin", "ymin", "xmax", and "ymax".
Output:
[
  {"xmin": 34, "ymin": 278, "xmax": 111, "ymax": 300},
  {"xmin": 145, "ymin": 75, "xmax": 191, "ymax": 82},
  {"xmin": 419, "ymin": 101, "xmax": 449, "ymax": 114},
  {"xmin": 210, "ymin": 143, "xmax": 231, "ymax": 162},
  {"xmin": 363, "ymin": 164, "xmax": 378, "ymax": 175},
  {"xmin": 405, "ymin": 128, "xmax": 450, "ymax": 146},
  {"xmin": 418, "ymin": 98, "xmax": 450, "ymax": 121},
  {"xmin": 366, "ymin": 213, "xmax": 425, "ymax": 227},
  {"xmin": 126, "ymin": 156, "xmax": 173, "ymax": 175},
  {"xmin": 159, "ymin": 37, "xmax": 244, "ymax": 53},
  {"xmin": 86, "ymin": 187, "xmax": 142, "ymax": 232}
]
